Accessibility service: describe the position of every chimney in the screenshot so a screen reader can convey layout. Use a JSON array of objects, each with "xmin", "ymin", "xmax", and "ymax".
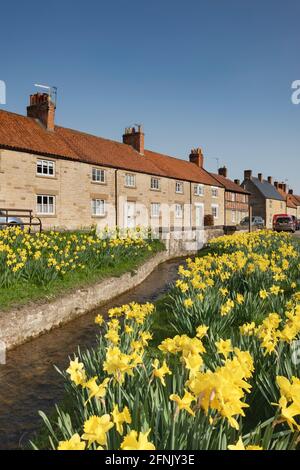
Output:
[
  {"xmin": 234, "ymin": 179, "xmax": 241, "ymax": 186},
  {"xmin": 244, "ymin": 170, "xmax": 252, "ymax": 180},
  {"xmin": 274, "ymin": 181, "xmax": 279, "ymax": 189},
  {"xmin": 218, "ymin": 166, "xmax": 228, "ymax": 178},
  {"xmin": 282, "ymin": 183, "xmax": 287, "ymax": 193},
  {"xmin": 189, "ymin": 147, "xmax": 204, "ymax": 167},
  {"xmin": 27, "ymin": 93, "xmax": 56, "ymax": 131},
  {"xmin": 258, "ymin": 173, "xmax": 263, "ymax": 182},
  {"xmin": 278, "ymin": 183, "xmax": 284, "ymax": 190},
  {"xmin": 289, "ymin": 189, "xmax": 294, "ymax": 195},
  {"xmin": 122, "ymin": 125, "xmax": 144, "ymax": 155},
  {"xmin": 267, "ymin": 176, "xmax": 273, "ymax": 184}
]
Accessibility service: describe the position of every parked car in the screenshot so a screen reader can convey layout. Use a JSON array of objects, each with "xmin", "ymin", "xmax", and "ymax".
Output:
[
  {"xmin": 273, "ymin": 215, "xmax": 296, "ymax": 233},
  {"xmin": 296, "ymin": 219, "xmax": 300, "ymax": 231},
  {"xmin": 0, "ymin": 210, "xmax": 24, "ymax": 230},
  {"xmin": 240, "ymin": 216, "xmax": 265, "ymax": 228}
]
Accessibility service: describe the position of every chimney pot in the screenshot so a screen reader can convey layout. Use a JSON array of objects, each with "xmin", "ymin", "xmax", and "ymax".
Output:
[
  {"xmin": 218, "ymin": 166, "xmax": 228, "ymax": 178},
  {"xmin": 244, "ymin": 170, "xmax": 252, "ymax": 180},
  {"xmin": 189, "ymin": 147, "xmax": 204, "ymax": 167},
  {"xmin": 274, "ymin": 181, "xmax": 279, "ymax": 188},
  {"xmin": 122, "ymin": 125, "xmax": 144, "ymax": 154},
  {"xmin": 258, "ymin": 173, "xmax": 263, "ymax": 182},
  {"xmin": 267, "ymin": 176, "xmax": 273, "ymax": 184},
  {"xmin": 234, "ymin": 179, "xmax": 241, "ymax": 186},
  {"xmin": 27, "ymin": 92, "xmax": 55, "ymax": 131},
  {"xmin": 288, "ymin": 189, "xmax": 294, "ymax": 195}
]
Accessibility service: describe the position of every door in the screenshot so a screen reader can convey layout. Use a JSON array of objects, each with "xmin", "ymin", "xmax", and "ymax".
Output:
[
  {"xmin": 195, "ymin": 203, "xmax": 204, "ymax": 228},
  {"xmin": 124, "ymin": 202, "xmax": 136, "ymax": 228}
]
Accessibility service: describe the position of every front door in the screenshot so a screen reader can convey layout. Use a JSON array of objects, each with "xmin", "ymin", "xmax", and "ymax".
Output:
[
  {"xmin": 124, "ymin": 202, "xmax": 136, "ymax": 228},
  {"xmin": 195, "ymin": 203, "xmax": 204, "ymax": 228}
]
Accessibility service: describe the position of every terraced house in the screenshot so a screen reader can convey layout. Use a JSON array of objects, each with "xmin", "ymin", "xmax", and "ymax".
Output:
[
  {"xmin": 241, "ymin": 171, "xmax": 286, "ymax": 229},
  {"xmin": 274, "ymin": 183, "xmax": 300, "ymax": 219},
  {"xmin": 0, "ymin": 92, "xmax": 225, "ymax": 231},
  {"xmin": 210, "ymin": 166, "xmax": 250, "ymax": 225}
]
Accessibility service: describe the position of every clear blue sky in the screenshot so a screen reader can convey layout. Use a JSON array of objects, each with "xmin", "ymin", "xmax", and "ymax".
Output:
[{"xmin": 1, "ymin": 0, "xmax": 299, "ymax": 191}]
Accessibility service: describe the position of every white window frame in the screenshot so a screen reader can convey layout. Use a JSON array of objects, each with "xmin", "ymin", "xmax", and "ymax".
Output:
[
  {"xmin": 151, "ymin": 202, "xmax": 161, "ymax": 218},
  {"xmin": 211, "ymin": 204, "xmax": 219, "ymax": 220},
  {"xmin": 150, "ymin": 177, "xmax": 160, "ymax": 191},
  {"xmin": 194, "ymin": 184, "xmax": 204, "ymax": 196},
  {"xmin": 175, "ymin": 181, "xmax": 184, "ymax": 194},
  {"xmin": 175, "ymin": 203, "xmax": 183, "ymax": 219},
  {"xmin": 36, "ymin": 195, "xmax": 55, "ymax": 215},
  {"xmin": 125, "ymin": 173, "xmax": 136, "ymax": 188},
  {"xmin": 36, "ymin": 159, "xmax": 55, "ymax": 177},
  {"xmin": 92, "ymin": 168, "xmax": 106, "ymax": 183},
  {"xmin": 92, "ymin": 199, "xmax": 106, "ymax": 217},
  {"xmin": 211, "ymin": 186, "xmax": 218, "ymax": 198}
]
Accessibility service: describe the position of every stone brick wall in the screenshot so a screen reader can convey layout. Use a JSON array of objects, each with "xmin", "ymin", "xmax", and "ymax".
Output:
[{"xmin": 0, "ymin": 149, "xmax": 225, "ymax": 230}]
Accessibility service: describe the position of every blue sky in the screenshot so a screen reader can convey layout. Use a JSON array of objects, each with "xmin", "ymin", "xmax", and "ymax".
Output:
[{"xmin": 1, "ymin": 0, "xmax": 300, "ymax": 191}]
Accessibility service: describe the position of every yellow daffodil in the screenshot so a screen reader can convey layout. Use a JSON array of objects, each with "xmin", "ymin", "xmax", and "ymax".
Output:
[
  {"xmin": 170, "ymin": 390, "xmax": 196, "ymax": 416},
  {"xmin": 120, "ymin": 430, "xmax": 156, "ymax": 450},
  {"xmin": 57, "ymin": 433, "xmax": 86, "ymax": 450},
  {"xmin": 152, "ymin": 359, "xmax": 172, "ymax": 386},
  {"xmin": 111, "ymin": 405, "xmax": 132, "ymax": 435},
  {"xmin": 82, "ymin": 415, "xmax": 114, "ymax": 446}
]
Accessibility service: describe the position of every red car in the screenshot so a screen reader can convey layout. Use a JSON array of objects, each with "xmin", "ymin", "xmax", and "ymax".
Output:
[{"xmin": 273, "ymin": 214, "xmax": 296, "ymax": 233}]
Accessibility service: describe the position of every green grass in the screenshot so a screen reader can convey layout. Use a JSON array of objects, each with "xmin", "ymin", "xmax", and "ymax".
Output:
[{"xmin": 0, "ymin": 239, "xmax": 165, "ymax": 311}]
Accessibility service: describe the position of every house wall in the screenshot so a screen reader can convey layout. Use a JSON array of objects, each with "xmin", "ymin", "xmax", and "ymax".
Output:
[
  {"xmin": 225, "ymin": 192, "xmax": 249, "ymax": 225},
  {"xmin": 0, "ymin": 149, "xmax": 225, "ymax": 230},
  {"xmin": 265, "ymin": 198, "xmax": 286, "ymax": 228}
]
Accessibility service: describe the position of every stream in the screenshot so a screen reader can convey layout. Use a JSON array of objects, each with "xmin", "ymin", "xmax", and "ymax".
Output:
[{"xmin": 0, "ymin": 257, "xmax": 184, "ymax": 450}]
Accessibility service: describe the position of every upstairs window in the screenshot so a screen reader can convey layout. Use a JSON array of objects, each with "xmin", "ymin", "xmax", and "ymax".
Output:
[
  {"xmin": 211, "ymin": 186, "xmax": 218, "ymax": 198},
  {"xmin": 92, "ymin": 168, "xmax": 106, "ymax": 183},
  {"xmin": 194, "ymin": 184, "xmax": 204, "ymax": 196},
  {"xmin": 151, "ymin": 177, "xmax": 160, "ymax": 190},
  {"xmin": 125, "ymin": 173, "xmax": 136, "ymax": 187},
  {"xmin": 231, "ymin": 192, "xmax": 235, "ymax": 202},
  {"xmin": 37, "ymin": 159, "xmax": 55, "ymax": 177},
  {"xmin": 175, "ymin": 181, "xmax": 183, "ymax": 194}
]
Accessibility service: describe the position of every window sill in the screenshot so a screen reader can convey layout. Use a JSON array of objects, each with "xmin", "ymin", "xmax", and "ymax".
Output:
[
  {"xmin": 150, "ymin": 187, "xmax": 161, "ymax": 192},
  {"xmin": 124, "ymin": 185, "xmax": 136, "ymax": 189},
  {"xmin": 92, "ymin": 214, "xmax": 107, "ymax": 218},
  {"xmin": 36, "ymin": 174, "xmax": 57, "ymax": 180},
  {"xmin": 91, "ymin": 181, "xmax": 107, "ymax": 185},
  {"xmin": 37, "ymin": 214, "xmax": 56, "ymax": 218}
]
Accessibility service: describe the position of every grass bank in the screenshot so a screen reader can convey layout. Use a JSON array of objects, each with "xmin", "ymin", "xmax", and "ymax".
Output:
[{"xmin": 0, "ymin": 227, "xmax": 164, "ymax": 310}]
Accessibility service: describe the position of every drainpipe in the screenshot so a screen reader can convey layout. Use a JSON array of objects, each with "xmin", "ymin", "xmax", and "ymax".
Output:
[
  {"xmin": 115, "ymin": 169, "xmax": 118, "ymax": 227},
  {"xmin": 190, "ymin": 182, "xmax": 192, "ymax": 228}
]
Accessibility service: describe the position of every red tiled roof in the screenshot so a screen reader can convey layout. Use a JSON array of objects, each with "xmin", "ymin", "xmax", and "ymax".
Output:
[
  {"xmin": 210, "ymin": 173, "xmax": 250, "ymax": 194},
  {"xmin": 0, "ymin": 110, "xmax": 222, "ymax": 186},
  {"xmin": 288, "ymin": 194, "xmax": 300, "ymax": 207},
  {"xmin": 276, "ymin": 188, "xmax": 298, "ymax": 209}
]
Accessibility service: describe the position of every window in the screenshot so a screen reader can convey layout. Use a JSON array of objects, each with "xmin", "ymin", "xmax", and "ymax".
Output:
[
  {"xmin": 36, "ymin": 195, "xmax": 55, "ymax": 215},
  {"xmin": 125, "ymin": 173, "xmax": 136, "ymax": 187},
  {"xmin": 194, "ymin": 184, "xmax": 204, "ymax": 196},
  {"xmin": 92, "ymin": 168, "xmax": 106, "ymax": 183},
  {"xmin": 175, "ymin": 181, "xmax": 183, "ymax": 194},
  {"xmin": 211, "ymin": 204, "xmax": 219, "ymax": 219},
  {"xmin": 175, "ymin": 203, "xmax": 183, "ymax": 218},
  {"xmin": 211, "ymin": 187, "xmax": 218, "ymax": 198},
  {"xmin": 37, "ymin": 159, "xmax": 55, "ymax": 177},
  {"xmin": 231, "ymin": 210, "xmax": 236, "ymax": 223},
  {"xmin": 150, "ymin": 177, "xmax": 160, "ymax": 190},
  {"xmin": 231, "ymin": 193, "xmax": 235, "ymax": 202},
  {"xmin": 92, "ymin": 199, "xmax": 106, "ymax": 216},
  {"xmin": 151, "ymin": 202, "xmax": 161, "ymax": 217},
  {"xmin": 269, "ymin": 200, "xmax": 273, "ymax": 208}
]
